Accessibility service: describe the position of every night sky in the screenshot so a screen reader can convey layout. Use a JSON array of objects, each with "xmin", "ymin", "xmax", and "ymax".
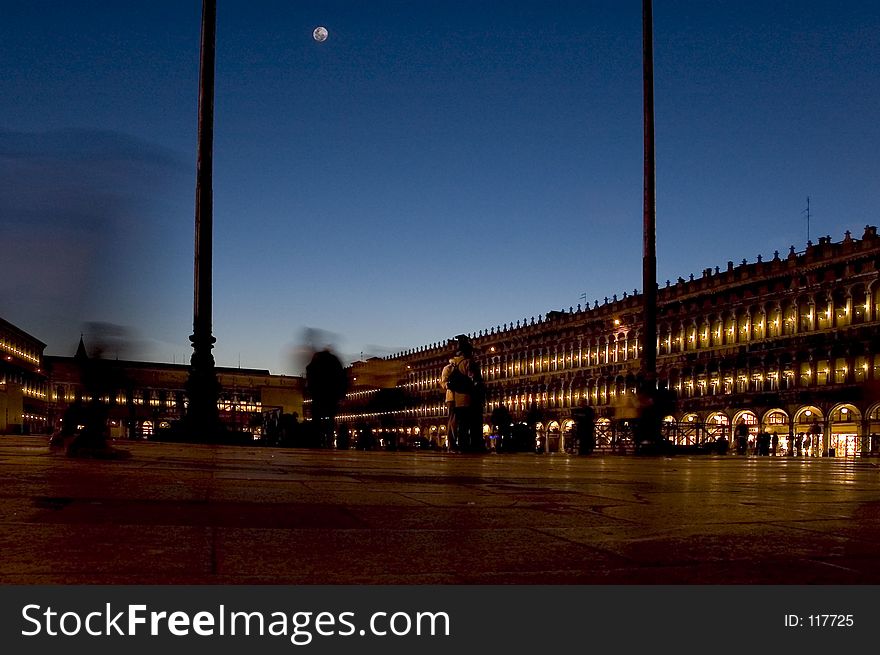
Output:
[{"xmin": 2, "ymin": 1, "xmax": 878, "ymax": 373}]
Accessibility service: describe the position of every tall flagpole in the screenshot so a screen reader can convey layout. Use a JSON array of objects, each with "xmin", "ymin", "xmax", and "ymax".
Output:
[
  {"xmin": 186, "ymin": 0, "xmax": 220, "ymax": 438},
  {"xmin": 640, "ymin": 0, "xmax": 659, "ymax": 447}
]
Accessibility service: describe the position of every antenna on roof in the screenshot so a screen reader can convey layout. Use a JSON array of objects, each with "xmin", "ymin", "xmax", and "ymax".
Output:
[{"xmin": 802, "ymin": 196, "xmax": 811, "ymax": 243}]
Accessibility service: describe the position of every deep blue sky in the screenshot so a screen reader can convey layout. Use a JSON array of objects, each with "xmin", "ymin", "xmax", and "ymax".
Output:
[{"xmin": 2, "ymin": 1, "xmax": 878, "ymax": 373}]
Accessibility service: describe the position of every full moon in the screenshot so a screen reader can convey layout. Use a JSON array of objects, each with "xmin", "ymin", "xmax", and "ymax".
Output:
[{"xmin": 313, "ymin": 26, "xmax": 328, "ymax": 42}]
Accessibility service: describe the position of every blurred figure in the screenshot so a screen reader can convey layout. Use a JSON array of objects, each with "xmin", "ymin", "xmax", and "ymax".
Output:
[
  {"xmin": 305, "ymin": 347, "xmax": 347, "ymax": 448},
  {"xmin": 49, "ymin": 334, "xmax": 129, "ymax": 458},
  {"xmin": 290, "ymin": 327, "xmax": 342, "ymax": 376},
  {"xmin": 81, "ymin": 322, "xmax": 146, "ymax": 361}
]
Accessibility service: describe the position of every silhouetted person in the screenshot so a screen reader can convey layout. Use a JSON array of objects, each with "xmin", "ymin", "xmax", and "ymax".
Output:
[
  {"xmin": 573, "ymin": 405, "xmax": 596, "ymax": 455},
  {"xmin": 337, "ymin": 424, "xmax": 351, "ymax": 450},
  {"xmin": 809, "ymin": 421, "xmax": 822, "ymax": 456},
  {"xmin": 735, "ymin": 419, "xmax": 749, "ymax": 455},
  {"xmin": 632, "ymin": 383, "xmax": 673, "ymax": 454},
  {"xmin": 355, "ymin": 422, "xmax": 375, "ymax": 450},
  {"xmin": 440, "ymin": 357, "xmax": 458, "ymax": 450},
  {"xmin": 305, "ymin": 348, "xmax": 347, "ymax": 448},
  {"xmin": 445, "ymin": 335, "xmax": 484, "ymax": 452},
  {"xmin": 758, "ymin": 430, "xmax": 771, "ymax": 456},
  {"xmin": 491, "ymin": 404, "xmax": 513, "ymax": 452}
]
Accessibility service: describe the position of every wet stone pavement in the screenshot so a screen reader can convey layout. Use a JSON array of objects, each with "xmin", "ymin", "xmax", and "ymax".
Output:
[{"xmin": 1, "ymin": 435, "xmax": 879, "ymax": 584}]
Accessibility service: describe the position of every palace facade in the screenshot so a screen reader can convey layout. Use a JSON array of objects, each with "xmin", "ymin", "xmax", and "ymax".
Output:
[
  {"xmin": 0, "ymin": 317, "xmax": 48, "ymax": 434},
  {"xmin": 44, "ymin": 339, "xmax": 302, "ymax": 440},
  {"xmin": 338, "ymin": 226, "xmax": 880, "ymax": 457},
  {"xmin": 0, "ymin": 322, "xmax": 302, "ymax": 440}
]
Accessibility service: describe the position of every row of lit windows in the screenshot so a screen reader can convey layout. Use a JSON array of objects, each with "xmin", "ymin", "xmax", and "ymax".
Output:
[
  {"xmin": 659, "ymin": 298, "xmax": 879, "ymax": 354},
  {"xmin": 218, "ymin": 400, "xmax": 262, "ymax": 412},
  {"xmin": 23, "ymin": 385, "xmax": 47, "ymax": 400},
  {"xmin": 414, "ymin": 342, "xmax": 855, "ymax": 393},
  {"xmin": 401, "ymin": 298, "xmax": 880, "ymax": 387},
  {"xmin": 52, "ymin": 389, "xmax": 182, "ymax": 407},
  {"xmin": 49, "ymin": 386, "xmax": 267, "ymax": 414},
  {"xmin": 0, "ymin": 376, "xmax": 49, "ymax": 399},
  {"xmin": 0, "ymin": 337, "xmax": 41, "ymax": 365},
  {"xmin": 1, "ymin": 372, "xmax": 47, "ymax": 390}
]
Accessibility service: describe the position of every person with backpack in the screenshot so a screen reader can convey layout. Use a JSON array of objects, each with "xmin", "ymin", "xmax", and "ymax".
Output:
[
  {"xmin": 444, "ymin": 335, "xmax": 485, "ymax": 452},
  {"xmin": 439, "ymin": 357, "xmax": 458, "ymax": 451}
]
